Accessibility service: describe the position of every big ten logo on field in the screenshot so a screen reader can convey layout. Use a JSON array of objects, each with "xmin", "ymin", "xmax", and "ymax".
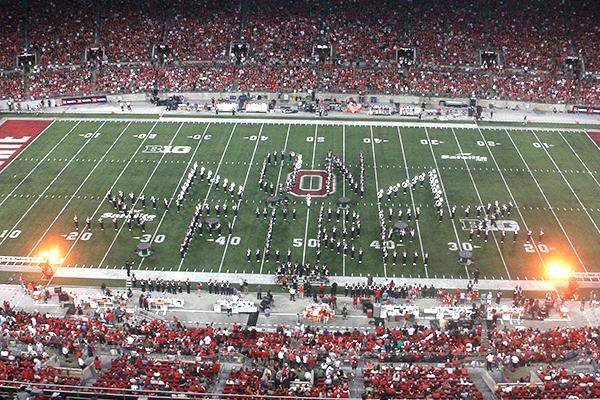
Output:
[
  {"xmin": 289, "ymin": 170, "xmax": 336, "ymax": 197},
  {"xmin": 142, "ymin": 145, "xmax": 191, "ymax": 154},
  {"xmin": 460, "ymin": 218, "xmax": 520, "ymax": 232}
]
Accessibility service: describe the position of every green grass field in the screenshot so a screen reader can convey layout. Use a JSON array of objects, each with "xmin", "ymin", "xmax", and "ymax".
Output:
[{"xmin": 1, "ymin": 117, "xmax": 599, "ymax": 282}]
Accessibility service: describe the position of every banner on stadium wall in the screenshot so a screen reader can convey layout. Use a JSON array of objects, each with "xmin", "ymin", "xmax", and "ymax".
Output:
[
  {"xmin": 216, "ymin": 102, "xmax": 238, "ymax": 112},
  {"xmin": 61, "ymin": 95, "xmax": 108, "ymax": 106},
  {"xmin": 245, "ymin": 102, "xmax": 269, "ymax": 113},
  {"xmin": 570, "ymin": 105, "xmax": 600, "ymax": 114}
]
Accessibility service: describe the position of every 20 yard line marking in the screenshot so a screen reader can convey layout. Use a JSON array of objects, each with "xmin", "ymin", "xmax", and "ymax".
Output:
[
  {"xmin": 450, "ymin": 128, "xmax": 510, "ymax": 279},
  {"xmin": 0, "ymin": 121, "xmax": 107, "ymax": 249},
  {"xmin": 139, "ymin": 123, "xmax": 212, "ymax": 270},
  {"xmin": 59, "ymin": 121, "xmax": 161, "ymax": 268},
  {"xmin": 176, "ymin": 123, "xmax": 237, "ymax": 272},
  {"xmin": 397, "ymin": 127, "xmax": 427, "ymax": 278},
  {"xmin": 529, "ymin": 129, "xmax": 600, "ymax": 235},
  {"xmin": 423, "ymin": 127, "xmax": 469, "ymax": 278},
  {"xmin": 504, "ymin": 129, "xmax": 587, "ymax": 271},
  {"xmin": 27, "ymin": 122, "xmax": 133, "ymax": 257},
  {"xmin": 218, "ymin": 124, "xmax": 265, "ymax": 273},
  {"xmin": 369, "ymin": 126, "xmax": 386, "ymax": 277},
  {"xmin": 98, "ymin": 123, "xmax": 186, "ymax": 268},
  {"xmin": 301, "ymin": 125, "xmax": 319, "ymax": 266}
]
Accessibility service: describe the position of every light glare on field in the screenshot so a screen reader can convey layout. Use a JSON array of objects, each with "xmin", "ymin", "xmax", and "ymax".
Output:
[
  {"xmin": 36, "ymin": 248, "xmax": 63, "ymax": 266},
  {"xmin": 547, "ymin": 261, "xmax": 572, "ymax": 280}
]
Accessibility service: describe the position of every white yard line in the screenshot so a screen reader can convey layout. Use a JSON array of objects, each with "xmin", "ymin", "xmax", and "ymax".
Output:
[
  {"xmin": 0, "ymin": 120, "xmax": 56, "ymax": 178},
  {"xmin": 176, "ymin": 123, "xmax": 238, "ymax": 272},
  {"xmin": 27, "ymin": 122, "xmax": 133, "ymax": 257},
  {"xmin": 138, "ymin": 123, "xmax": 212, "ymax": 270},
  {"xmin": 300, "ymin": 125, "xmax": 319, "ymax": 266},
  {"xmin": 259, "ymin": 124, "xmax": 291, "ymax": 274},
  {"xmin": 558, "ymin": 130, "xmax": 600, "ymax": 196},
  {"xmin": 450, "ymin": 128, "xmax": 511, "ymax": 279},
  {"xmin": 369, "ymin": 126, "xmax": 386, "ymax": 277},
  {"xmin": 475, "ymin": 127, "xmax": 547, "ymax": 271},
  {"xmin": 423, "ymin": 127, "xmax": 469, "ymax": 278},
  {"xmin": 342, "ymin": 125, "xmax": 347, "ymax": 276},
  {"xmin": 59, "ymin": 121, "xmax": 161, "ymax": 266},
  {"xmin": 504, "ymin": 129, "xmax": 588, "ymax": 271},
  {"xmin": 98, "ymin": 123, "xmax": 186, "ymax": 268},
  {"xmin": 529, "ymin": 129, "xmax": 600, "ymax": 235},
  {"xmin": 397, "ymin": 127, "xmax": 427, "ymax": 278},
  {"xmin": 217, "ymin": 124, "xmax": 265, "ymax": 272},
  {"xmin": 0, "ymin": 122, "xmax": 106, "ymax": 249}
]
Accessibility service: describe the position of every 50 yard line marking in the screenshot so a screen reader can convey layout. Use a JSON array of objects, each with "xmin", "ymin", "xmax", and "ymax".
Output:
[
  {"xmin": 504, "ymin": 129, "xmax": 587, "ymax": 271},
  {"xmin": 450, "ymin": 128, "xmax": 510, "ymax": 279},
  {"xmin": 0, "ymin": 121, "xmax": 106, "ymax": 249},
  {"xmin": 259, "ymin": 124, "xmax": 291, "ymax": 274},
  {"xmin": 397, "ymin": 127, "xmax": 427, "ymax": 278},
  {"xmin": 530, "ymin": 129, "xmax": 600, "ymax": 235},
  {"xmin": 98, "ymin": 123, "xmax": 186, "ymax": 268},
  {"xmin": 423, "ymin": 127, "xmax": 469, "ymax": 278},
  {"xmin": 59, "ymin": 121, "xmax": 161, "ymax": 268},
  {"xmin": 176, "ymin": 123, "xmax": 237, "ymax": 271},
  {"xmin": 27, "ymin": 121, "xmax": 133, "ymax": 257},
  {"xmin": 369, "ymin": 126, "xmax": 386, "ymax": 277},
  {"xmin": 218, "ymin": 124, "xmax": 265, "ymax": 273},
  {"xmin": 138, "ymin": 123, "xmax": 212, "ymax": 270},
  {"xmin": 301, "ymin": 125, "xmax": 319, "ymax": 266}
]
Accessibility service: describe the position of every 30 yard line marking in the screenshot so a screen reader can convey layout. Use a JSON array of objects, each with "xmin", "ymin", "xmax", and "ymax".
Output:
[
  {"xmin": 27, "ymin": 122, "xmax": 133, "ymax": 257},
  {"xmin": 98, "ymin": 123, "xmax": 186, "ymax": 268},
  {"xmin": 218, "ymin": 124, "xmax": 265, "ymax": 273},
  {"xmin": 260, "ymin": 124, "xmax": 291, "ymax": 274},
  {"xmin": 504, "ymin": 129, "xmax": 587, "ymax": 271},
  {"xmin": 397, "ymin": 127, "xmax": 427, "ymax": 278},
  {"xmin": 138, "ymin": 123, "xmax": 212, "ymax": 270},
  {"xmin": 176, "ymin": 123, "xmax": 238, "ymax": 272},
  {"xmin": 301, "ymin": 125, "xmax": 319, "ymax": 266},
  {"xmin": 0, "ymin": 121, "xmax": 77, "ymax": 210},
  {"xmin": 0, "ymin": 121, "xmax": 107, "ymax": 249},
  {"xmin": 558, "ymin": 130, "xmax": 600, "ymax": 201},
  {"xmin": 59, "ymin": 121, "xmax": 161, "ymax": 268},
  {"xmin": 369, "ymin": 126, "xmax": 386, "ymax": 277},
  {"xmin": 529, "ymin": 129, "xmax": 600, "ymax": 235},
  {"xmin": 475, "ymin": 127, "xmax": 547, "ymax": 271},
  {"xmin": 423, "ymin": 127, "xmax": 469, "ymax": 278},
  {"xmin": 450, "ymin": 128, "xmax": 510, "ymax": 279}
]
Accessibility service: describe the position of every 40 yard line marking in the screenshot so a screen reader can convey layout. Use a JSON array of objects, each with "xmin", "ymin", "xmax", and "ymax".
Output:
[
  {"xmin": 397, "ymin": 127, "xmax": 427, "ymax": 278},
  {"xmin": 218, "ymin": 124, "xmax": 265, "ymax": 273},
  {"xmin": 504, "ymin": 129, "xmax": 587, "ymax": 271},
  {"xmin": 59, "ymin": 121, "xmax": 161, "ymax": 269},
  {"xmin": 450, "ymin": 127, "xmax": 510, "ymax": 279},
  {"xmin": 530, "ymin": 129, "xmax": 600, "ymax": 235},
  {"xmin": 423, "ymin": 127, "xmax": 469, "ymax": 278},
  {"xmin": 0, "ymin": 121, "xmax": 106, "ymax": 249},
  {"xmin": 176, "ymin": 123, "xmax": 238, "ymax": 272},
  {"xmin": 138, "ymin": 123, "xmax": 212, "ymax": 270},
  {"xmin": 98, "ymin": 123, "xmax": 185, "ymax": 268},
  {"xmin": 301, "ymin": 125, "xmax": 319, "ymax": 266},
  {"xmin": 369, "ymin": 126, "xmax": 386, "ymax": 277},
  {"xmin": 27, "ymin": 121, "xmax": 133, "ymax": 257}
]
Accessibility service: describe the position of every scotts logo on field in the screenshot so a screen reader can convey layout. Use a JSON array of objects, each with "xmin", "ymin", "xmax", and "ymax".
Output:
[
  {"xmin": 101, "ymin": 210, "xmax": 156, "ymax": 222},
  {"xmin": 0, "ymin": 120, "xmax": 53, "ymax": 173},
  {"xmin": 289, "ymin": 170, "xmax": 336, "ymax": 197},
  {"xmin": 441, "ymin": 153, "xmax": 488, "ymax": 162},
  {"xmin": 142, "ymin": 145, "xmax": 191, "ymax": 154}
]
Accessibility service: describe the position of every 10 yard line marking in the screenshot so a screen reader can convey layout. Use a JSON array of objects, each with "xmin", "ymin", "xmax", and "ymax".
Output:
[
  {"xmin": 504, "ymin": 129, "xmax": 587, "ymax": 271},
  {"xmin": 138, "ymin": 123, "xmax": 212, "ymax": 270},
  {"xmin": 218, "ymin": 124, "xmax": 265, "ymax": 273},
  {"xmin": 260, "ymin": 124, "xmax": 291, "ymax": 274},
  {"xmin": 301, "ymin": 125, "xmax": 319, "ymax": 266},
  {"xmin": 397, "ymin": 127, "xmax": 427, "ymax": 278},
  {"xmin": 530, "ymin": 129, "xmax": 600, "ymax": 235},
  {"xmin": 423, "ymin": 127, "xmax": 469, "ymax": 278},
  {"xmin": 59, "ymin": 121, "xmax": 161, "ymax": 268},
  {"xmin": 27, "ymin": 122, "xmax": 133, "ymax": 257},
  {"xmin": 450, "ymin": 128, "xmax": 511, "ymax": 279},
  {"xmin": 176, "ymin": 123, "xmax": 238, "ymax": 271},
  {"xmin": 369, "ymin": 126, "xmax": 386, "ymax": 277},
  {"xmin": 0, "ymin": 122, "xmax": 106, "ymax": 249},
  {"xmin": 475, "ymin": 127, "xmax": 547, "ymax": 271},
  {"xmin": 98, "ymin": 123, "xmax": 186, "ymax": 268}
]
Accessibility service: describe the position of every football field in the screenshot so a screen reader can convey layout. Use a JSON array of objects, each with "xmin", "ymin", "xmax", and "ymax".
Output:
[{"xmin": 0, "ymin": 117, "xmax": 599, "ymax": 282}]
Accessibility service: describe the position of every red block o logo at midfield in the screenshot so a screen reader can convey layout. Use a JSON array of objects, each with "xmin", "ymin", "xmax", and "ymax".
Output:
[{"xmin": 289, "ymin": 170, "xmax": 335, "ymax": 197}]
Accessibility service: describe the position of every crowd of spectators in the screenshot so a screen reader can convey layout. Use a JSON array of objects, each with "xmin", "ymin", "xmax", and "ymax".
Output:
[
  {"xmin": 28, "ymin": 66, "xmax": 92, "ymax": 98},
  {"xmin": 95, "ymin": 64, "xmax": 159, "ymax": 94}
]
